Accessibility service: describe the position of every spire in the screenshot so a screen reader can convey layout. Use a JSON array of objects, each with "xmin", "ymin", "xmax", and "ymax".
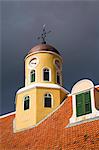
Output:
[{"xmin": 37, "ymin": 24, "xmax": 51, "ymax": 44}]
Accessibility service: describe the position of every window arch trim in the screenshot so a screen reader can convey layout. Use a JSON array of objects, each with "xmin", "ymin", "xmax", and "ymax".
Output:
[
  {"xmin": 44, "ymin": 93, "xmax": 53, "ymax": 108},
  {"xmin": 23, "ymin": 95, "xmax": 30, "ymax": 110},
  {"xmin": 42, "ymin": 67, "xmax": 51, "ymax": 82}
]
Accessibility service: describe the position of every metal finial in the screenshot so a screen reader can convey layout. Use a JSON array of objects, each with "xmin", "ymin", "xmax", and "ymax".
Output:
[{"xmin": 37, "ymin": 24, "xmax": 51, "ymax": 44}]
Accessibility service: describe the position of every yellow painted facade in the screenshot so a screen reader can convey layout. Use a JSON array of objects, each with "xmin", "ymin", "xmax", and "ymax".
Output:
[
  {"xmin": 14, "ymin": 44, "xmax": 69, "ymax": 132},
  {"xmin": 36, "ymin": 87, "xmax": 66, "ymax": 123},
  {"xmin": 15, "ymin": 88, "xmax": 36, "ymax": 131},
  {"xmin": 25, "ymin": 52, "xmax": 62, "ymax": 86}
]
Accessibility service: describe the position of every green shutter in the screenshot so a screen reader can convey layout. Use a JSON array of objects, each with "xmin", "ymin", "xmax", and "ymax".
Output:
[
  {"xmin": 76, "ymin": 91, "xmax": 92, "ymax": 117},
  {"xmin": 76, "ymin": 93, "xmax": 84, "ymax": 117},
  {"xmin": 84, "ymin": 91, "xmax": 92, "ymax": 114}
]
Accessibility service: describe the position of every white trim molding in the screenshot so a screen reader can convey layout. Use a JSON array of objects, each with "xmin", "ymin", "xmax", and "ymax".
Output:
[
  {"xmin": 17, "ymin": 83, "xmax": 69, "ymax": 95},
  {"xmin": 23, "ymin": 95, "xmax": 31, "ymax": 111},
  {"xmin": 43, "ymin": 93, "xmax": 53, "ymax": 108},
  {"xmin": 29, "ymin": 69, "xmax": 36, "ymax": 83},
  {"xmin": 71, "ymin": 79, "xmax": 94, "ymax": 95},
  {"xmin": 0, "ymin": 111, "xmax": 15, "ymax": 119},
  {"xmin": 42, "ymin": 67, "xmax": 51, "ymax": 82}
]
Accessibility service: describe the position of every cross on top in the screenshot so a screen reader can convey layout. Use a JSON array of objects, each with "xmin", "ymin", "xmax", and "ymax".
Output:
[{"xmin": 37, "ymin": 24, "xmax": 51, "ymax": 44}]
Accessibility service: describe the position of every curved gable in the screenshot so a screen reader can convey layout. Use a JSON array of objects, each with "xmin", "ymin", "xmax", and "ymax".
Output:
[{"xmin": 71, "ymin": 79, "xmax": 94, "ymax": 95}]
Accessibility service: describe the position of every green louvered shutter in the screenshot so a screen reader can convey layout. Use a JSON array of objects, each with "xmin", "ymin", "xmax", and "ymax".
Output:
[
  {"xmin": 84, "ymin": 91, "xmax": 92, "ymax": 114},
  {"xmin": 76, "ymin": 93, "xmax": 84, "ymax": 117}
]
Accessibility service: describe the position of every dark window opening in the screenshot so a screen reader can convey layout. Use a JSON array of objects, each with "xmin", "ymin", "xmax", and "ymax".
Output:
[
  {"xmin": 24, "ymin": 96, "xmax": 30, "ymax": 110},
  {"xmin": 44, "ymin": 94, "xmax": 52, "ymax": 107},
  {"xmin": 43, "ymin": 68, "xmax": 50, "ymax": 81},
  {"xmin": 57, "ymin": 72, "xmax": 60, "ymax": 84},
  {"xmin": 31, "ymin": 70, "xmax": 35, "ymax": 82}
]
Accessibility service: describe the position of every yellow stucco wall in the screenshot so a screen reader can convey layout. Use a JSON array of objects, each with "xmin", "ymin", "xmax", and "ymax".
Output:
[
  {"xmin": 15, "ymin": 88, "xmax": 36, "ymax": 131},
  {"xmin": 15, "ymin": 86, "xmax": 67, "ymax": 132},
  {"xmin": 25, "ymin": 52, "xmax": 62, "ymax": 86},
  {"xmin": 36, "ymin": 87, "xmax": 60, "ymax": 123},
  {"xmin": 60, "ymin": 89, "xmax": 67, "ymax": 103}
]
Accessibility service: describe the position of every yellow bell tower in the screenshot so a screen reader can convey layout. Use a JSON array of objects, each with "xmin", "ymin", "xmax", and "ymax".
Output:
[
  {"xmin": 14, "ymin": 43, "xmax": 69, "ymax": 132},
  {"xmin": 14, "ymin": 27, "xmax": 69, "ymax": 132}
]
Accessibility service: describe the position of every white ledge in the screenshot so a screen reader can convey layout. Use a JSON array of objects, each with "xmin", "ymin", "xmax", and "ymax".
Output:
[
  {"xmin": 66, "ymin": 116, "xmax": 99, "ymax": 128},
  {"xmin": 0, "ymin": 111, "xmax": 15, "ymax": 119},
  {"xmin": 16, "ymin": 83, "xmax": 69, "ymax": 94}
]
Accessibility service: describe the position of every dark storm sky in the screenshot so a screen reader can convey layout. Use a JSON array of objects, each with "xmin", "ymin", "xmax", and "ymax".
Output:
[{"xmin": 1, "ymin": 1, "xmax": 99, "ymax": 115}]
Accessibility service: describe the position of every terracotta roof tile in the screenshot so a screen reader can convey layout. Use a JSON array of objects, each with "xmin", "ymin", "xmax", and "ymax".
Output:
[{"xmin": 0, "ymin": 96, "xmax": 99, "ymax": 150}]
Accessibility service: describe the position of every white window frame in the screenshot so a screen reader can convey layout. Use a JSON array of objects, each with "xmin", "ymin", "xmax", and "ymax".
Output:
[
  {"xmin": 29, "ymin": 69, "xmax": 36, "ymax": 83},
  {"xmin": 23, "ymin": 95, "xmax": 31, "ymax": 111},
  {"xmin": 44, "ymin": 93, "xmax": 53, "ymax": 108},
  {"xmin": 42, "ymin": 67, "xmax": 51, "ymax": 82}
]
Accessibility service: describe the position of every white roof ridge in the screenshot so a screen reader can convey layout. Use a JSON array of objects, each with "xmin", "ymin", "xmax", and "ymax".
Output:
[{"xmin": 0, "ymin": 111, "xmax": 15, "ymax": 119}]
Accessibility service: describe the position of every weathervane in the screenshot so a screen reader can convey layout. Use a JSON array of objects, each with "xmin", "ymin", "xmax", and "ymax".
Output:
[{"xmin": 37, "ymin": 24, "xmax": 51, "ymax": 44}]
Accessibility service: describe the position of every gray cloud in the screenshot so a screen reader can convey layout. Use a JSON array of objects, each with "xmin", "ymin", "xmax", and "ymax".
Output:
[{"xmin": 1, "ymin": 1, "xmax": 99, "ymax": 115}]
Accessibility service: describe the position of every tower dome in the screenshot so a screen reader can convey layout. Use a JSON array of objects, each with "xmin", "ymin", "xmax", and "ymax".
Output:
[{"xmin": 28, "ymin": 44, "xmax": 60, "ymax": 55}]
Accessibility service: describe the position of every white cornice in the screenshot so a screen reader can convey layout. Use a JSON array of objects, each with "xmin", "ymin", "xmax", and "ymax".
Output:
[
  {"xmin": 0, "ymin": 111, "xmax": 15, "ymax": 119},
  {"xmin": 17, "ymin": 83, "xmax": 69, "ymax": 94}
]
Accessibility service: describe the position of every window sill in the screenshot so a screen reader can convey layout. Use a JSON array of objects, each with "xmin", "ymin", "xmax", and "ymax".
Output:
[{"xmin": 66, "ymin": 116, "xmax": 99, "ymax": 128}]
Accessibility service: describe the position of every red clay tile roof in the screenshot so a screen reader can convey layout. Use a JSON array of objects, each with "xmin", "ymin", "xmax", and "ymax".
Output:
[{"xmin": 0, "ymin": 96, "xmax": 99, "ymax": 150}]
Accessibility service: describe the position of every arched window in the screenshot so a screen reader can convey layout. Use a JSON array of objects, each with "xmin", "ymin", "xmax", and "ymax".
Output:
[
  {"xmin": 57, "ymin": 72, "xmax": 60, "ymax": 85},
  {"xmin": 44, "ymin": 93, "xmax": 52, "ymax": 107},
  {"xmin": 24, "ymin": 96, "xmax": 30, "ymax": 110},
  {"xmin": 30, "ymin": 70, "xmax": 35, "ymax": 82},
  {"xmin": 43, "ymin": 68, "xmax": 50, "ymax": 81}
]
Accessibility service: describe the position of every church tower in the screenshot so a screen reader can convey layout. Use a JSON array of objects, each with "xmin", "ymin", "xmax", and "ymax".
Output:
[{"xmin": 14, "ymin": 28, "xmax": 69, "ymax": 132}]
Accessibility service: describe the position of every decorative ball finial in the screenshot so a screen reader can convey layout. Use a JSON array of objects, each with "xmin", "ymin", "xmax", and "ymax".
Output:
[{"xmin": 37, "ymin": 24, "xmax": 51, "ymax": 44}]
